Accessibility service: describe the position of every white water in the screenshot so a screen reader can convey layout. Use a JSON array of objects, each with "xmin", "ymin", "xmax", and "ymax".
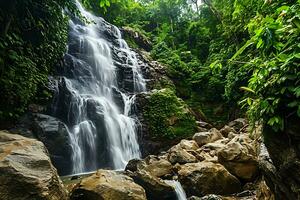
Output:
[
  {"xmin": 61, "ymin": 1, "xmax": 146, "ymax": 174},
  {"xmin": 165, "ymin": 180, "xmax": 187, "ymax": 200}
]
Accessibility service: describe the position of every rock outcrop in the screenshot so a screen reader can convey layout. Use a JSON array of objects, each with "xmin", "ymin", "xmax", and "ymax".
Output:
[
  {"xmin": 193, "ymin": 128, "xmax": 223, "ymax": 146},
  {"xmin": 178, "ymin": 162, "xmax": 241, "ymax": 196},
  {"xmin": 218, "ymin": 134, "xmax": 258, "ymax": 180},
  {"xmin": 123, "ymin": 118, "xmax": 273, "ymax": 199},
  {"xmin": 167, "ymin": 141, "xmax": 198, "ymax": 164},
  {"xmin": 258, "ymin": 115, "xmax": 300, "ymax": 200},
  {"xmin": 121, "ymin": 26, "xmax": 152, "ymax": 51},
  {"xmin": 125, "ymin": 157, "xmax": 177, "ymax": 200},
  {"xmin": 0, "ymin": 131, "xmax": 68, "ymax": 200},
  {"xmin": 70, "ymin": 170, "xmax": 147, "ymax": 200},
  {"xmin": 31, "ymin": 114, "xmax": 73, "ymax": 175},
  {"xmin": 1, "ymin": 117, "xmax": 275, "ymax": 200}
]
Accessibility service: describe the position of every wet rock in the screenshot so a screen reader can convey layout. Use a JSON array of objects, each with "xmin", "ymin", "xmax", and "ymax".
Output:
[
  {"xmin": 0, "ymin": 131, "xmax": 68, "ymax": 200},
  {"xmin": 260, "ymin": 117, "xmax": 300, "ymax": 200},
  {"xmin": 126, "ymin": 158, "xmax": 142, "ymax": 172},
  {"xmin": 126, "ymin": 169, "xmax": 176, "ymax": 200},
  {"xmin": 70, "ymin": 170, "xmax": 147, "ymax": 200},
  {"xmin": 111, "ymin": 86, "xmax": 125, "ymax": 111},
  {"xmin": 178, "ymin": 161, "xmax": 241, "ymax": 197},
  {"xmin": 218, "ymin": 134, "xmax": 258, "ymax": 180},
  {"xmin": 31, "ymin": 114, "xmax": 73, "ymax": 175},
  {"xmin": 193, "ymin": 128, "xmax": 223, "ymax": 146},
  {"xmin": 125, "ymin": 157, "xmax": 176, "ymax": 200},
  {"xmin": 9, "ymin": 113, "xmax": 36, "ymax": 138},
  {"xmin": 121, "ymin": 26, "xmax": 152, "ymax": 51},
  {"xmin": 259, "ymin": 140, "xmax": 298, "ymax": 200}
]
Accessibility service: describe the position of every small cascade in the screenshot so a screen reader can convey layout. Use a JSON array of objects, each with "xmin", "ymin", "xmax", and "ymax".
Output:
[
  {"xmin": 51, "ymin": 0, "xmax": 146, "ymax": 175},
  {"xmin": 165, "ymin": 180, "xmax": 187, "ymax": 200}
]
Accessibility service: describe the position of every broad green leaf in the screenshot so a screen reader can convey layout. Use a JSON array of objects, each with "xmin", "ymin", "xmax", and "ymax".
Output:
[{"xmin": 240, "ymin": 86, "xmax": 255, "ymax": 93}]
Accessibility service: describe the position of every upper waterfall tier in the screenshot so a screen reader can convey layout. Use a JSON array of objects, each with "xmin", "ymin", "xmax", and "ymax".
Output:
[{"xmin": 50, "ymin": 1, "xmax": 147, "ymax": 175}]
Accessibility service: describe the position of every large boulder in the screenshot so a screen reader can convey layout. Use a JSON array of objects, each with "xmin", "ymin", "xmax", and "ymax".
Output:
[
  {"xmin": 193, "ymin": 128, "xmax": 223, "ymax": 146},
  {"xmin": 218, "ymin": 134, "xmax": 258, "ymax": 180},
  {"xmin": 143, "ymin": 157, "xmax": 173, "ymax": 178},
  {"xmin": 178, "ymin": 139, "xmax": 199, "ymax": 151},
  {"xmin": 125, "ymin": 159, "xmax": 176, "ymax": 200},
  {"xmin": 70, "ymin": 170, "xmax": 147, "ymax": 200},
  {"xmin": 0, "ymin": 131, "xmax": 68, "ymax": 200},
  {"xmin": 31, "ymin": 114, "xmax": 73, "ymax": 175},
  {"xmin": 126, "ymin": 156, "xmax": 173, "ymax": 178},
  {"xmin": 167, "ymin": 141, "xmax": 198, "ymax": 164},
  {"xmin": 201, "ymin": 138, "xmax": 228, "ymax": 158},
  {"xmin": 178, "ymin": 161, "xmax": 241, "ymax": 197}
]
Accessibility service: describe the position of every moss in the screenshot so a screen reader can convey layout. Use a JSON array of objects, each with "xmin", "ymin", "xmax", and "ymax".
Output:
[
  {"xmin": 0, "ymin": 0, "xmax": 70, "ymax": 120},
  {"xmin": 124, "ymin": 34, "xmax": 139, "ymax": 49},
  {"xmin": 152, "ymin": 76, "xmax": 176, "ymax": 91},
  {"xmin": 122, "ymin": 26, "xmax": 151, "ymax": 50},
  {"xmin": 143, "ymin": 88, "xmax": 197, "ymax": 139}
]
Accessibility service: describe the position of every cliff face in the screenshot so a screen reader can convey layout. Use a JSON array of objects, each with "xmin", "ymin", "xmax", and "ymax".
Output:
[{"xmin": 260, "ymin": 114, "xmax": 300, "ymax": 200}]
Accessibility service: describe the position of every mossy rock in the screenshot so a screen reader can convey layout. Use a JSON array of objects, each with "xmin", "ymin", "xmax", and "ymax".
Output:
[{"xmin": 143, "ymin": 88, "xmax": 197, "ymax": 139}]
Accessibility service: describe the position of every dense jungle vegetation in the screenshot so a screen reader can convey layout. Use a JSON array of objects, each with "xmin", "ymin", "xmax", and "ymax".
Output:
[{"xmin": 0, "ymin": 0, "xmax": 299, "ymax": 135}]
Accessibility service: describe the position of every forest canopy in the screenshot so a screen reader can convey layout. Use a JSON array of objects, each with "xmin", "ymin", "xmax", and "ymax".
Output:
[
  {"xmin": 89, "ymin": 0, "xmax": 300, "ymax": 132},
  {"xmin": 0, "ymin": 0, "xmax": 299, "ymax": 134}
]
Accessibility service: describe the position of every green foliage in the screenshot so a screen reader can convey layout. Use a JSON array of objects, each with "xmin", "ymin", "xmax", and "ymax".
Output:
[
  {"xmin": 144, "ymin": 89, "xmax": 197, "ymax": 139},
  {"xmin": 235, "ymin": 1, "xmax": 300, "ymax": 131},
  {"xmin": 2, "ymin": 0, "xmax": 298, "ymax": 136},
  {"xmin": 151, "ymin": 42, "xmax": 194, "ymax": 98},
  {"xmin": 81, "ymin": 0, "xmax": 145, "ymax": 26},
  {"xmin": 0, "ymin": 0, "xmax": 75, "ymax": 119}
]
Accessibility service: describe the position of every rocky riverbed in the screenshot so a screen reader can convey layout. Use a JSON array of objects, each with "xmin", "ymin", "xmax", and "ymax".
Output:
[{"xmin": 0, "ymin": 119, "xmax": 276, "ymax": 200}]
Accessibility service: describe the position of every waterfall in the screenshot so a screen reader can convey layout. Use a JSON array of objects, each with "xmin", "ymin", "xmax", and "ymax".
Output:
[
  {"xmin": 165, "ymin": 180, "xmax": 187, "ymax": 200},
  {"xmin": 52, "ymin": 1, "xmax": 146, "ymax": 174}
]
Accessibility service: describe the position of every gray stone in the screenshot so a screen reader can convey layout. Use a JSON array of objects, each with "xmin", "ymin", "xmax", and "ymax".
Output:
[
  {"xmin": 0, "ymin": 131, "xmax": 68, "ymax": 200},
  {"xmin": 70, "ymin": 170, "xmax": 147, "ymax": 200},
  {"xmin": 193, "ymin": 128, "xmax": 223, "ymax": 146}
]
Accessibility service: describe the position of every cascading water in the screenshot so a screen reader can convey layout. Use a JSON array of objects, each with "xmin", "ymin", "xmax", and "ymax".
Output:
[
  {"xmin": 165, "ymin": 180, "xmax": 187, "ymax": 200},
  {"xmin": 51, "ymin": 1, "xmax": 146, "ymax": 175}
]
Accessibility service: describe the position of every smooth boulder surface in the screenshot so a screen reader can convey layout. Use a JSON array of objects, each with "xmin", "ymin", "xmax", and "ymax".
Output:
[
  {"xmin": 125, "ymin": 158, "xmax": 176, "ymax": 200},
  {"xmin": 126, "ymin": 169, "xmax": 177, "ymax": 200},
  {"xmin": 167, "ymin": 142, "xmax": 198, "ymax": 164},
  {"xmin": 31, "ymin": 114, "xmax": 73, "ymax": 175},
  {"xmin": 0, "ymin": 131, "xmax": 67, "ymax": 200},
  {"xmin": 193, "ymin": 128, "xmax": 223, "ymax": 146},
  {"xmin": 218, "ymin": 134, "xmax": 258, "ymax": 180},
  {"xmin": 178, "ymin": 161, "xmax": 241, "ymax": 197},
  {"xmin": 70, "ymin": 170, "xmax": 147, "ymax": 200}
]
